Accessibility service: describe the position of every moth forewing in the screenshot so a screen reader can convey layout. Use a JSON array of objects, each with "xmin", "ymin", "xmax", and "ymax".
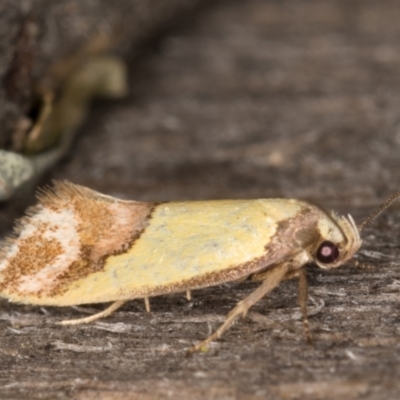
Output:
[
  {"xmin": 0, "ymin": 185, "xmax": 323, "ymax": 306},
  {"xmin": 0, "ymin": 180, "xmax": 397, "ymax": 353}
]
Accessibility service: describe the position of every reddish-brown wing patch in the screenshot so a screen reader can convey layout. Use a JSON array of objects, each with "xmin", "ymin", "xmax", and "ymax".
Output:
[{"xmin": 0, "ymin": 181, "xmax": 155, "ymax": 299}]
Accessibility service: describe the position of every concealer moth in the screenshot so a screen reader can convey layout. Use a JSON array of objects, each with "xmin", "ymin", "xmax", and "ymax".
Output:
[{"xmin": 0, "ymin": 181, "xmax": 398, "ymax": 353}]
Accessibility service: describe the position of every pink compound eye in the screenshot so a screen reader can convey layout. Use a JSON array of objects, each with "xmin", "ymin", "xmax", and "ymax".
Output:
[{"xmin": 316, "ymin": 241, "xmax": 339, "ymax": 264}]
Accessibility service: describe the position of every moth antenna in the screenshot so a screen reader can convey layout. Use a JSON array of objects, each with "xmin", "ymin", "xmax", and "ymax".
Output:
[{"xmin": 358, "ymin": 189, "xmax": 400, "ymax": 231}]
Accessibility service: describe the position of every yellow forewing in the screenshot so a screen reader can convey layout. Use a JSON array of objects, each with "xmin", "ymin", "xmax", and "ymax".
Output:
[{"xmin": 43, "ymin": 199, "xmax": 306, "ymax": 305}]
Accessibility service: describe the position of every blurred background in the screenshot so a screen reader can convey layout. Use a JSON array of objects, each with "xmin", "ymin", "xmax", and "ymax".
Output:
[{"xmin": 1, "ymin": 1, "xmax": 400, "ymax": 399}]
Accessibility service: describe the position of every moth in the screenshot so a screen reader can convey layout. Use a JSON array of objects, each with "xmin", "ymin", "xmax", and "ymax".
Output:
[{"xmin": 0, "ymin": 181, "xmax": 397, "ymax": 353}]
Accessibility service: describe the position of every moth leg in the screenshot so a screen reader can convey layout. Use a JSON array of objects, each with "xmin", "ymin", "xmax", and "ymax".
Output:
[
  {"xmin": 59, "ymin": 300, "xmax": 127, "ymax": 325},
  {"xmin": 187, "ymin": 264, "xmax": 289, "ymax": 354},
  {"xmin": 298, "ymin": 269, "xmax": 311, "ymax": 344},
  {"xmin": 144, "ymin": 297, "xmax": 151, "ymax": 312},
  {"xmin": 186, "ymin": 290, "xmax": 192, "ymax": 301}
]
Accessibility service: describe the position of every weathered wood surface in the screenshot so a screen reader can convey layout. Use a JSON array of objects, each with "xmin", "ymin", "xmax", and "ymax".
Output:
[
  {"xmin": 0, "ymin": 0, "xmax": 202, "ymax": 150},
  {"xmin": 1, "ymin": 0, "xmax": 400, "ymax": 398}
]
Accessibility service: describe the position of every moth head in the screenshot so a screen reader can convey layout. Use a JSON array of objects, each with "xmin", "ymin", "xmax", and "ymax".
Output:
[
  {"xmin": 311, "ymin": 189, "xmax": 400, "ymax": 269},
  {"xmin": 312, "ymin": 214, "xmax": 361, "ymax": 269}
]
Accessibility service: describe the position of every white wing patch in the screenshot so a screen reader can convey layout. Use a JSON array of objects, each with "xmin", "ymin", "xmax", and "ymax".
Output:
[{"xmin": 0, "ymin": 205, "xmax": 81, "ymax": 295}]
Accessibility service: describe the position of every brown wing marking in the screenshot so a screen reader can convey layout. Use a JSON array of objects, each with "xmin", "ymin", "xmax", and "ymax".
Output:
[{"xmin": 0, "ymin": 181, "xmax": 156, "ymax": 300}]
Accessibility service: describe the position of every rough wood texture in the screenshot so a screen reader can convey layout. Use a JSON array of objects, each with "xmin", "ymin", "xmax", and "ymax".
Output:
[
  {"xmin": 1, "ymin": 0, "xmax": 400, "ymax": 398},
  {"xmin": 0, "ymin": 0, "xmax": 201, "ymax": 150}
]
